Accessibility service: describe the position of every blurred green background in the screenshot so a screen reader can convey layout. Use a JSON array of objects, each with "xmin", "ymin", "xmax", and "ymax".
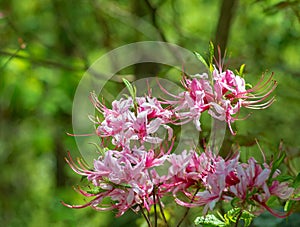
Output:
[{"xmin": 1, "ymin": 0, "xmax": 300, "ymax": 226}]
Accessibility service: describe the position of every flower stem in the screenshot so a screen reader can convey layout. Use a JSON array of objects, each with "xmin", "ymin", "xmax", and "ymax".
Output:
[
  {"xmin": 140, "ymin": 205, "xmax": 152, "ymax": 227},
  {"xmin": 176, "ymin": 189, "xmax": 199, "ymax": 227},
  {"xmin": 157, "ymin": 195, "xmax": 170, "ymax": 227},
  {"xmin": 153, "ymin": 188, "xmax": 158, "ymax": 227},
  {"xmin": 176, "ymin": 207, "xmax": 190, "ymax": 227}
]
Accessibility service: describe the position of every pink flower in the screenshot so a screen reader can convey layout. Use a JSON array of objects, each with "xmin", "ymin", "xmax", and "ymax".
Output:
[
  {"xmin": 167, "ymin": 149, "xmax": 239, "ymax": 213},
  {"xmin": 227, "ymin": 156, "xmax": 294, "ymax": 218},
  {"xmin": 62, "ymin": 146, "xmax": 169, "ymax": 216},
  {"xmin": 161, "ymin": 67, "xmax": 276, "ymax": 135},
  {"xmin": 269, "ymin": 181, "xmax": 294, "ymax": 200},
  {"xmin": 90, "ymin": 93, "xmax": 173, "ymax": 148},
  {"xmin": 209, "ymin": 68, "xmax": 277, "ymax": 134}
]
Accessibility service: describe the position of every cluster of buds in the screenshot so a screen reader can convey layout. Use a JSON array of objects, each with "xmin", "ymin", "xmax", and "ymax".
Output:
[{"xmin": 64, "ymin": 54, "xmax": 299, "ymax": 226}]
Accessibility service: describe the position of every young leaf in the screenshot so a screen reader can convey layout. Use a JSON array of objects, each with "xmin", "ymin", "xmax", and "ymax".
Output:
[
  {"xmin": 240, "ymin": 211, "xmax": 255, "ymax": 227},
  {"xmin": 122, "ymin": 78, "xmax": 136, "ymax": 100},
  {"xmin": 225, "ymin": 208, "xmax": 240, "ymax": 223},
  {"xmin": 86, "ymin": 187, "xmax": 107, "ymax": 194},
  {"xmin": 224, "ymin": 208, "xmax": 254, "ymax": 227},
  {"xmin": 194, "ymin": 214, "xmax": 227, "ymax": 227},
  {"xmin": 209, "ymin": 41, "xmax": 214, "ymax": 65},
  {"xmin": 88, "ymin": 142, "xmax": 108, "ymax": 156},
  {"xmin": 239, "ymin": 64, "xmax": 246, "ymax": 77},
  {"xmin": 269, "ymin": 151, "xmax": 286, "ymax": 183},
  {"xmin": 284, "ymin": 200, "xmax": 295, "ymax": 212},
  {"xmin": 194, "ymin": 51, "xmax": 209, "ymax": 69}
]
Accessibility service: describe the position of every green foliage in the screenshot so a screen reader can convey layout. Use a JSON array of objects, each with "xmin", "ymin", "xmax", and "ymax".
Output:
[
  {"xmin": 269, "ymin": 151, "xmax": 286, "ymax": 184},
  {"xmin": 235, "ymin": 64, "xmax": 246, "ymax": 77},
  {"xmin": 194, "ymin": 51, "xmax": 209, "ymax": 70},
  {"xmin": 292, "ymin": 172, "xmax": 300, "ymax": 189},
  {"xmin": 122, "ymin": 78, "xmax": 137, "ymax": 101},
  {"xmin": 194, "ymin": 208, "xmax": 254, "ymax": 227},
  {"xmin": 195, "ymin": 214, "xmax": 227, "ymax": 227},
  {"xmin": 194, "ymin": 41, "xmax": 215, "ymax": 73}
]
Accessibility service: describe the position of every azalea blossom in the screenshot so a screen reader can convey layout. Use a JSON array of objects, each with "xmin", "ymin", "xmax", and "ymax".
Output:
[
  {"xmin": 165, "ymin": 148, "xmax": 295, "ymax": 217},
  {"xmin": 63, "ymin": 146, "xmax": 169, "ymax": 216},
  {"xmin": 90, "ymin": 93, "xmax": 173, "ymax": 148},
  {"xmin": 161, "ymin": 66, "xmax": 276, "ymax": 135}
]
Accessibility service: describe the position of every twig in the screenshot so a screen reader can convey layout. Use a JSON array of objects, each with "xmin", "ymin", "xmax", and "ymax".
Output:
[
  {"xmin": 176, "ymin": 206, "xmax": 190, "ymax": 227},
  {"xmin": 0, "ymin": 50, "xmax": 85, "ymax": 72},
  {"xmin": 0, "ymin": 48, "xmax": 21, "ymax": 70},
  {"xmin": 143, "ymin": 0, "xmax": 168, "ymax": 42}
]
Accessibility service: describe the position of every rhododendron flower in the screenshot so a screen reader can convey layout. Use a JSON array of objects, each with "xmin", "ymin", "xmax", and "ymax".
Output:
[
  {"xmin": 164, "ymin": 148, "xmax": 295, "ymax": 217},
  {"xmin": 90, "ymin": 93, "xmax": 173, "ymax": 148},
  {"xmin": 228, "ymin": 157, "xmax": 295, "ymax": 218},
  {"xmin": 162, "ymin": 66, "xmax": 276, "ymax": 135},
  {"xmin": 63, "ymin": 146, "xmax": 169, "ymax": 216},
  {"xmin": 170, "ymin": 149, "xmax": 239, "ymax": 213}
]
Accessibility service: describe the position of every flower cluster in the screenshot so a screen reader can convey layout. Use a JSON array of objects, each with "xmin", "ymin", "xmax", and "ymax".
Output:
[
  {"xmin": 162, "ymin": 67, "xmax": 276, "ymax": 134},
  {"xmin": 64, "ymin": 59, "xmax": 298, "ymax": 226},
  {"xmin": 90, "ymin": 94, "xmax": 173, "ymax": 148},
  {"xmin": 64, "ymin": 145, "xmax": 296, "ymax": 219},
  {"xmin": 168, "ymin": 150, "xmax": 295, "ymax": 218}
]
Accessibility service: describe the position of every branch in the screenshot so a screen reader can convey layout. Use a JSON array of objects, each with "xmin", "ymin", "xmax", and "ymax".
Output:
[
  {"xmin": 214, "ymin": 0, "xmax": 238, "ymax": 55},
  {"xmin": 143, "ymin": 0, "xmax": 168, "ymax": 42},
  {"xmin": 0, "ymin": 50, "xmax": 85, "ymax": 72}
]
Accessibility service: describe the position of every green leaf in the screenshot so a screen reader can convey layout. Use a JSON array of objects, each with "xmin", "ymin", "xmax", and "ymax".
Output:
[
  {"xmin": 240, "ymin": 64, "xmax": 245, "ymax": 75},
  {"xmin": 269, "ymin": 151, "xmax": 286, "ymax": 183},
  {"xmin": 224, "ymin": 208, "xmax": 254, "ymax": 227},
  {"xmin": 86, "ymin": 187, "xmax": 107, "ymax": 194},
  {"xmin": 292, "ymin": 173, "xmax": 300, "ymax": 188},
  {"xmin": 236, "ymin": 64, "xmax": 246, "ymax": 77},
  {"xmin": 209, "ymin": 41, "xmax": 214, "ymax": 65},
  {"xmin": 122, "ymin": 78, "xmax": 136, "ymax": 100},
  {"xmin": 245, "ymin": 83, "xmax": 252, "ymax": 89},
  {"xmin": 230, "ymin": 197, "xmax": 240, "ymax": 207},
  {"xmin": 240, "ymin": 211, "xmax": 255, "ymax": 227},
  {"xmin": 225, "ymin": 208, "xmax": 241, "ymax": 223},
  {"xmin": 194, "ymin": 51, "xmax": 209, "ymax": 69},
  {"xmin": 194, "ymin": 214, "xmax": 227, "ymax": 227},
  {"xmin": 274, "ymin": 174, "xmax": 294, "ymax": 182},
  {"xmin": 284, "ymin": 200, "xmax": 295, "ymax": 212}
]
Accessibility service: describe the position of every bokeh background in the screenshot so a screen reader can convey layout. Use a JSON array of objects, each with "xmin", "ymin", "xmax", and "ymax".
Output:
[{"xmin": 1, "ymin": 0, "xmax": 300, "ymax": 226}]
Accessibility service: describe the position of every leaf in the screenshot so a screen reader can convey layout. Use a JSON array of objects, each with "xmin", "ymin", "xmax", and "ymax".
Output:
[
  {"xmin": 86, "ymin": 187, "xmax": 107, "ymax": 194},
  {"xmin": 225, "ymin": 208, "xmax": 254, "ymax": 227},
  {"xmin": 292, "ymin": 172, "xmax": 300, "ymax": 188},
  {"xmin": 225, "ymin": 208, "xmax": 241, "ymax": 223},
  {"xmin": 122, "ymin": 78, "xmax": 136, "ymax": 100},
  {"xmin": 284, "ymin": 200, "xmax": 295, "ymax": 212},
  {"xmin": 274, "ymin": 174, "xmax": 294, "ymax": 182},
  {"xmin": 194, "ymin": 51, "xmax": 209, "ymax": 69},
  {"xmin": 236, "ymin": 64, "xmax": 246, "ymax": 77},
  {"xmin": 194, "ymin": 214, "xmax": 227, "ymax": 227},
  {"xmin": 269, "ymin": 151, "xmax": 286, "ymax": 182},
  {"xmin": 230, "ymin": 197, "xmax": 240, "ymax": 207},
  {"xmin": 209, "ymin": 41, "xmax": 214, "ymax": 65}
]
